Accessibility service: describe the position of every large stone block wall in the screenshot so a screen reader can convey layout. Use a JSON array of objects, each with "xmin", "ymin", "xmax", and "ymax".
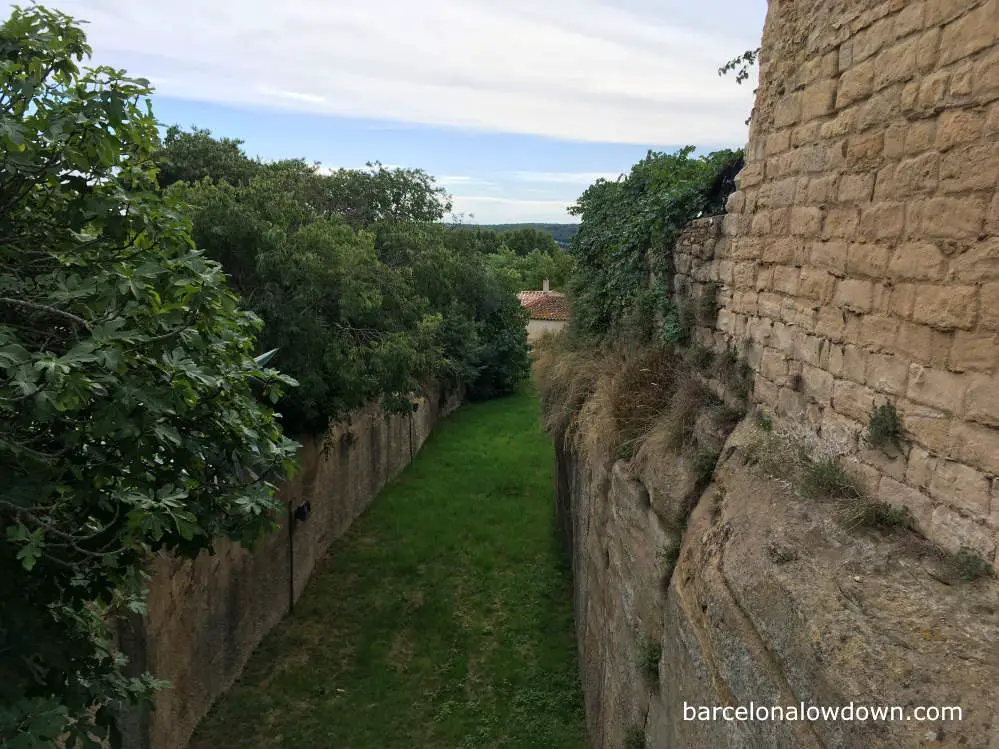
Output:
[
  {"xmin": 686, "ymin": 0, "xmax": 999, "ymax": 569},
  {"xmin": 118, "ymin": 386, "xmax": 460, "ymax": 749}
]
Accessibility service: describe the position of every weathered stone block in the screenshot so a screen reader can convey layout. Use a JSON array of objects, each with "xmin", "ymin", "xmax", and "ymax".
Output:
[
  {"xmin": 906, "ymin": 446, "xmax": 937, "ymax": 490},
  {"xmin": 837, "ymin": 58, "xmax": 875, "ymax": 107},
  {"xmin": 888, "ymin": 242, "xmax": 946, "ymax": 280},
  {"xmin": 950, "ymin": 420, "xmax": 999, "ymax": 475},
  {"xmin": 830, "ymin": 344, "xmax": 866, "ymax": 384},
  {"xmin": 965, "ymin": 374, "xmax": 999, "ymax": 427},
  {"xmin": 936, "ymin": 109, "xmax": 985, "ymax": 150},
  {"xmin": 930, "ymin": 460, "xmax": 992, "ymax": 515},
  {"xmin": 910, "ymin": 284, "xmax": 977, "ymax": 329},
  {"xmin": 893, "ymin": 1, "xmax": 924, "ymax": 39},
  {"xmin": 907, "ymin": 364, "xmax": 966, "ymax": 413},
  {"xmin": 866, "ymin": 351, "xmax": 909, "ymax": 394},
  {"xmin": 904, "ymin": 119, "xmax": 937, "ymax": 155},
  {"xmin": 879, "ymin": 476, "xmax": 934, "ymax": 532},
  {"xmin": 916, "ymin": 27, "xmax": 942, "ymax": 73},
  {"xmin": 981, "ymin": 282, "xmax": 999, "ymax": 330},
  {"xmin": 931, "ymin": 505, "xmax": 996, "ymax": 559},
  {"xmin": 811, "ymin": 240, "xmax": 849, "ymax": 273},
  {"xmin": 939, "ymin": 142, "xmax": 999, "ymax": 193},
  {"xmin": 737, "ymin": 161, "xmax": 765, "ymax": 188},
  {"xmin": 873, "ymin": 36, "xmax": 919, "ymax": 90},
  {"xmin": 760, "ymin": 347, "xmax": 789, "ymax": 383},
  {"xmin": 854, "ymin": 16, "xmax": 895, "ymax": 63},
  {"xmin": 823, "ymin": 207, "xmax": 861, "ymax": 239},
  {"xmin": 857, "ymin": 87, "xmax": 903, "ymax": 131},
  {"xmin": 838, "ymin": 172, "xmax": 875, "ymax": 202},
  {"xmin": 883, "ymin": 122, "xmax": 907, "ymax": 159},
  {"xmin": 800, "ymin": 268, "xmax": 838, "ymax": 302},
  {"xmin": 806, "ymin": 174, "xmax": 841, "ymax": 203},
  {"xmin": 774, "ymin": 92, "xmax": 803, "ymax": 128},
  {"xmin": 889, "ymin": 283, "xmax": 917, "ymax": 318},
  {"xmin": 972, "ymin": 44, "xmax": 999, "ymax": 101},
  {"xmin": 790, "ymin": 206, "xmax": 824, "ymax": 236},
  {"xmin": 816, "ymin": 307, "xmax": 847, "ymax": 340},
  {"xmin": 894, "ymin": 152, "xmax": 940, "ymax": 196},
  {"xmin": 907, "ymin": 197, "xmax": 987, "ymax": 239},
  {"xmin": 802, "ymin": 79, "xmax": 838, "ymax": 120},
  {"xmin": 773, "ymin": 265, "xmax": 801, "ymax": 295},
  {"xmin": 861, "ymin": 315, "xmax": 901, "ymax": 351},
  {"xmin": 846, "ymin": 242, "xmax": 890, "ymax": 277},
  {"xmin": 833, "ymin": 377, "xmax": 877, "ymax": 421},
  {"xmin": 901, "ymin": 398, "xmax": 953, "ymax": 453},
  {"xmin": 949, "ymin": 238, "xmax": 999, "ymax": 282},
  {"xmin": 859, "ymin": 202, "xmax": 905, "ymax": 239},
  {"xmin": 897, "ymin": 321, "xmax": 952, "ymax": 367},
  {"xmin": 949, "ymin": 331, "xmax": 998, "ymax": 373},
  {"xmin": 925, "ymin": 0, "xmax": 967, "ymax": 27},
  {"xmin": 939, "ymin": 0, "xmax": 999, "ymax": 66},
  {"xmin": 916, "ymin": 70, "xmax": 950, "ymax": 113},
  {"xmin": 846, "ymin": 132, "xmax": 885, "ymax": 166},
  {"xmin": 834, "ymin": 278, "xmax": 875, "ymax": 312},
  {"xmin": 801, "ymin": 363, "xmax": 834, "ymax": 401},
  {"xmin": 766, "ymin": 129, "xmax": 791, "ymax": 157},
  {"xmin": 757, "ymin": 292, "xmax": 783, "ymax": 320}
]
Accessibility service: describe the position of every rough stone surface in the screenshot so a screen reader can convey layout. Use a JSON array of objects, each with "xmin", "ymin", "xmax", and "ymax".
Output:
[
  {"xmin": 674, "ymin": 0, "xmax": 999, "ymax": 562},
  {"xmin": 118, "ymin": 386, "xmax": 461, "ymax": 749},
  {"xmin": 555, "ymin": 420, "xmax": 999, "ymax": 749}
]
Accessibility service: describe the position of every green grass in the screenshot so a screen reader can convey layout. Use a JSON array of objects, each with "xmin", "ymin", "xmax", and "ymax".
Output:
[{"xmin": 190, "ymin": 388, "xmax": 586, "ymax": 749}]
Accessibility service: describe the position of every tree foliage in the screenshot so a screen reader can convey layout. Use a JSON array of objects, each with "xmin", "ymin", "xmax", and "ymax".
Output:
[
  {"xmin": 718, "ymin": 48, "xmax": 760, "ymax": 85},
  {"xmin": 0, "ymin": 6, "xmax": 299, "ymax": 746},
  {"xmin": 161, "ymin": 134, "xmax": 530, "ymax": 431},
  {"xmin": 566, "ymin": 148, "xmax": 743, "ymax": 342},
  {"xmin": 495, "ymin": 226, "xmax": 561, "ymax": 256},
  {"xmin": 486, "ymin": 247, "xmax": 575, "ymax": 293}
]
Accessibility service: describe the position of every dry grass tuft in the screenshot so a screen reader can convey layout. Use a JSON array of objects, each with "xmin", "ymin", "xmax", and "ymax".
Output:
[
  {"xmin": 660, "ymin": 373, "xmax": 715, "ymax": 450},
  {"xmin": 533, "ymin": 333, "xmax": 619, "ymax": 443},
  {"xmin": 747, "ymin": 421, "xmax": 917, "ymax": 533},
  {"xmin": 575, "ymin": 346, "xmax": 678, "ymax": 463}
]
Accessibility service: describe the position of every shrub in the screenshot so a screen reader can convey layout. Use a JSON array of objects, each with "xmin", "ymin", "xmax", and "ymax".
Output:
[
  {"xmin": 694, "ymin": 449, "xmax": 721, "ymax": 486},
  {"xmin": 944, "ymin": 547, "xmax": 992, "ymax": 582},
  {"xmin": 0, "ymin": 7, "xmax": 299, "ymax": 742},
  {"xmin": 625, "ymin": 725, "xmax": 646, "ymax": 749},
  {"xmin": 640, "ymin": 640, "xmax": 662, "ymax": 690},
  {"xmin": 867, "ymin": 403, "xmax": 905, "ymax": 454}
]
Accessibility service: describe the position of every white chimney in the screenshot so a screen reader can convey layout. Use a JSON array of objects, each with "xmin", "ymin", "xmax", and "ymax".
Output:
[{"xmin": 542, "ymin": 279, "xmax": 550, "ymax": 293}]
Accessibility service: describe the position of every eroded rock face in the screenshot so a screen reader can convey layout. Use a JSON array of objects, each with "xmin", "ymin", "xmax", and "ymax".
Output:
[{"xmin": 556, "ymin": 420, "xmax": 999, "ymax": 749}]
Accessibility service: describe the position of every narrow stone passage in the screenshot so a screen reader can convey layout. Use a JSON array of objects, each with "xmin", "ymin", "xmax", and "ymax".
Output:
[{"xmin": 190, "ymin": 388, "xmax": 586, "ymax": 749}]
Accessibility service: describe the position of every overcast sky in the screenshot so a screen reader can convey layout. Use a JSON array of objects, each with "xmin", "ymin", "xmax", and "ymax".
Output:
[{"xmin": 22, "ymin": 0, "xmax": 767, "ymax": 223}]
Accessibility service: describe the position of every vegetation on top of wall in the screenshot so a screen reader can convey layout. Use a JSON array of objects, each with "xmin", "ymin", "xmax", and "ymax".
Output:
[{"xmin": 565, "ymin": 147, "xmax": 742, "ymax": 344}]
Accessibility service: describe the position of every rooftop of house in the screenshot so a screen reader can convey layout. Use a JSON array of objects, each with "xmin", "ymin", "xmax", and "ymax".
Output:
[{"xmin": 517, "ymin": 280, "xmax": 570, "ymax": 322}]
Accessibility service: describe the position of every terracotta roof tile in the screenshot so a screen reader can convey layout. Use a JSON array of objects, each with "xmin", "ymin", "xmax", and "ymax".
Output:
[{"xmin": 517, "ymin": 290, "xmax": 570, "ymax": 321}]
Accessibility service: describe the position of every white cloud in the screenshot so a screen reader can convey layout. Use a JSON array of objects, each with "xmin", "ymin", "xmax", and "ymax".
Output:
[
  {"xmin": 47, "ymin": 0, "xmax": 765, "ymax": 145},
  {"xmin": 449, "ymin": 195, "xmax": 577, "ymax": 224}
]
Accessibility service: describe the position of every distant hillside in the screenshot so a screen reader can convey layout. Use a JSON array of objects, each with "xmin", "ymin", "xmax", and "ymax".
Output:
[{"xmin": 478, "ymin": 223, "xmax": 579, "ymax": 248}]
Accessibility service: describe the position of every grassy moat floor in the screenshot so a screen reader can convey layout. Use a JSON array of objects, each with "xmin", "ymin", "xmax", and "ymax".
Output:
[{"xmin": 190, "ymin": 388, "xmax": 586, "ymax": 749}]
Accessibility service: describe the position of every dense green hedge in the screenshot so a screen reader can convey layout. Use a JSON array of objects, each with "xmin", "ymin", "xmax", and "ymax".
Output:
[{"xmin": 160, "ymin": 133, "xmax": 532, "ymax": 432}]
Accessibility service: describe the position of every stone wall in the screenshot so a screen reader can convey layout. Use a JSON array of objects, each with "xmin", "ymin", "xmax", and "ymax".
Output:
[
  {"xmin": 554, "ymin": 430, "xmax": 999, "ymax": 749},
  {"xmin": 118, "ymin": 386, "xmax": 460, "ymax": 749},
  {"xmin": 686, "ymin": 0, "xmax": 999, "ymax": 569}
]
